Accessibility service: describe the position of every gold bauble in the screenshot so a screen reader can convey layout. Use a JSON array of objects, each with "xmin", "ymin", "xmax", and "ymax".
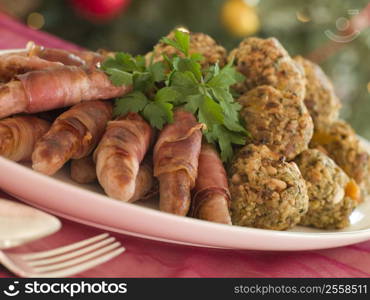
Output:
[{"xmin": 221, "ymin": 0, "xmax": 260, "ymax": 37}]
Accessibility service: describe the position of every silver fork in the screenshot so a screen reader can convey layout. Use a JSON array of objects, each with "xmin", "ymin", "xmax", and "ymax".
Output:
[{"xmin": 0, "ymin": 233, "xmax": 124, "ymax": 277}]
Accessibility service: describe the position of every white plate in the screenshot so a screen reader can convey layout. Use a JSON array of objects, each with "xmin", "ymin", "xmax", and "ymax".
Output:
[
  {"xmin": 1, "ymin": 49, "xmax": 370, "ymax": 251},
  {"xmin": 0, "ymin": 156, "xmax": 370, "ymax": 251}
]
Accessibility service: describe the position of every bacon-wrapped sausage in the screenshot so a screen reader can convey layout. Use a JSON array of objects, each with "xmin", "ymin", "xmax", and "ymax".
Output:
[
  {"xmin": 128, "ymin": 158, "xmax": 156, "ymax": 203},
  {"xmin": 0, "ymin": 116, "xmax": 50, "ymax": 161},
  {"xmin": 153, "ymin": 109, "xmax": 204, "ymax": 216},
  {"xmin": 0, "ymin": 53, "xmax": 63, "ymax": 82},
  {"xmin": 191, "ymin": 143, "xmax": 232, "ymax": 224},
  {"xmin": 0, "ymin": 65, "xmax": 131, "ymax": 119},
  {"xmin": 71, "ymin": 154, "xmax": 155, "ymax": 203},
  {"xmin": 94, "ymin": 113, "xmax": 153, "ymax": 202},
  {"xmin": 27, "ymin": 43, "xmax": 104, "ymax": 68},
  {"xmin": 70, "ymin": 155, "xmax": 97, "ymax": 184},
  {"xmin": 0, "ymin": 44, "xmax": 104, "ymax": 82},
  {"xmin": 35, "ymin": 107, "xmax": 69, "ymax": 123},
  {"xmin": 32, "ymin": 100, "xmax": 112, "ymax": 175}
]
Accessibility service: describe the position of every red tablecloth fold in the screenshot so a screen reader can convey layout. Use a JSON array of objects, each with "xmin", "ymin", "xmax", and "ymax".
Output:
[
  {"xmin": 0, "ymin": 12, "xmax": 80, "ymax": 50},
  {"xmin": 0, "ymin": 11, "xmax": 369, "ymax": 278}
]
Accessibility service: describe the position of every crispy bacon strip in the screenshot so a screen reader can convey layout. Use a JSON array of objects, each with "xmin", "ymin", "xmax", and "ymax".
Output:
[
  {"xmin": 0, "ymin": 65, "xmax": 130, "ymax": 119},
  {"xmin": 94, "ymin": 113, "xmax": 153, "ymax": 202},
  {"xmin": 32, "ymin": 100, "xmax": 112, "ymax": 175},
  {"xmin": 191, "ymin": 143, "xmax": 231, "ymax": 224},
  {"xmin": 153, "ymin": 109, "xmax": 204, "ymax": 215},
  {"xmin": 0, "ymin": 116, "xmax": 50, "ymax": 161}
]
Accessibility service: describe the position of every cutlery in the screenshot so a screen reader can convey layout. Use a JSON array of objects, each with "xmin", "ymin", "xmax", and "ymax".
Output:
[{"xmin": 0, "ymin": 233, "xmax": 125, "ymax": 277}]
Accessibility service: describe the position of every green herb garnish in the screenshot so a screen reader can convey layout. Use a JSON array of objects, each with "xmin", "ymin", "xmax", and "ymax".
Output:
[{"xmin": 101, "ymin": 29, "xmax": 248, "ymax": 162}]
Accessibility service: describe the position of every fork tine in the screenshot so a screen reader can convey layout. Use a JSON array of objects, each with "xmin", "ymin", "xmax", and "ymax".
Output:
[
  {"xmin": 32, "ymin": 242, "xmax": 123, "ymax": 273},
  {"xmin": 27, "ymin": 237, "xmax": 116, "ymax": 267},
  {"xmin": 30, "ymin": 247, "xmax": 125, "ymax": 278},
  {"xmin": 22, "ymin": 233, "xmax": 109, "ymax": 261}
]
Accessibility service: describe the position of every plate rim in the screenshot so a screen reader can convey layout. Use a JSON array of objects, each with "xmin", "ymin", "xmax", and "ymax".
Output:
[{"xmin": 1, "ymin": 156, "xmax": 370, "ymax": 251}]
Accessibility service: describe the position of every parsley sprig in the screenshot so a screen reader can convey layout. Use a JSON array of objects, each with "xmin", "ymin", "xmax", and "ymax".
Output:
[{"xmin": 101, "ymin": 29, "xmax": 247, "ymax": 162}]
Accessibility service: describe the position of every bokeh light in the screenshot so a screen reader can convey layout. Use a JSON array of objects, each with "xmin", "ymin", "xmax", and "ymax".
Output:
[
  {"xmin": 27, "ymin": 12, "xmax": 45, "ymax": 30},
  {"xmin": 296, "ymin": 11, "xmax": 311, "ymax": 23}
]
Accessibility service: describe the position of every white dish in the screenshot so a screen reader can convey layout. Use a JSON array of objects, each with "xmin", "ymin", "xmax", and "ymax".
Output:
[
  {"xmin": 0, "ymin": 198, "xmax": 61, "ymax": 249},
  {"xmin": 0, "ymin": 153, "xmax": 370, "ymax": 251},
  {"xmin": 1, "ymin": 50, "xmax": 370, "ymax": 251}
]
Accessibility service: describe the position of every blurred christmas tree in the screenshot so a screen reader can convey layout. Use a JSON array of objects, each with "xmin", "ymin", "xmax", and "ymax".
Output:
[{"xmin": 1, "ymin": 0, "xmax": 369, "ymax": 138}]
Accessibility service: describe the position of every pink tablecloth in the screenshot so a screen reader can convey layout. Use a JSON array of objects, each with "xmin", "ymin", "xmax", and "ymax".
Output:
[{"xmin": 0, "ymin": 11, "xmax": 369, "ymax": 278}]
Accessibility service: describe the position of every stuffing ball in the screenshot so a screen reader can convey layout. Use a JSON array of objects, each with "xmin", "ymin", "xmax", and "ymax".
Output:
[
  {"xmin": 310, "ymin": 120, "xmax": 369, "ymax": 197},
  {"xmin": 229, "ymin": 37, "xmax": 305, "ymax": 99},
  {"xmin": 147, "ymin": 30, "xmax": 227, "ymax": 69},
  {"xmin": 229, "ymin": 144, "xmax": 309, "ymax": 230},
  {"xmin": 294, "ymin": 56, "xmax": 341, "ymax": 128},
  {"xmin": 295, "ymin": 149, "xmax": 360, "ymax": 229},
  {"xmin": 238, "ymin": 85, "xmax": 313, "ymax": 160}
]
